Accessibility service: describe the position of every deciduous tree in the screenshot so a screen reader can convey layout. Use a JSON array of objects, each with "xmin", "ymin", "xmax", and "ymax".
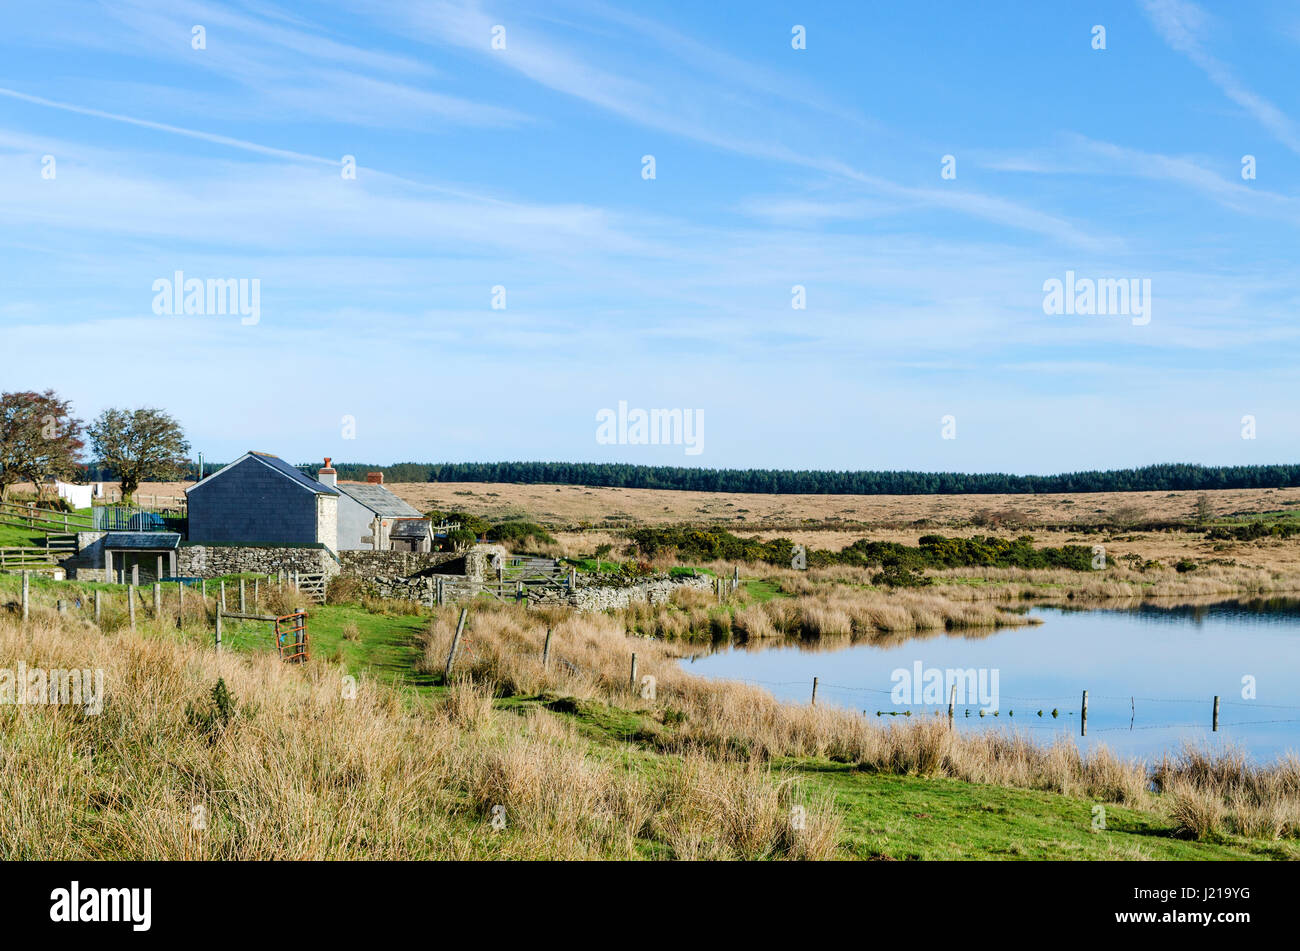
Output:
[
  {"xmin": 0, "ymin": 390, "xmax": 85, "ymax": 501},
  {"xmin": 88, "ymin": 407, "xmax": 190, "ymax": 503}
]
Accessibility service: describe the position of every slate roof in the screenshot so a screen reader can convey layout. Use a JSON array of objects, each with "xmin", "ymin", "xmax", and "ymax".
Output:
[
  {"xmin": 336, "ymin": 482, "xmax": 423, "ymax": 517},
  {"xmin": 390, "ymin": 518, "xmax": 431, "ymax": 538},
  {"xmin": 187, "ymin": 451, "xmax": 338, "ymax": 497},
  {"xmin": 103, "ymin": 532, "xmax": 181, "ymax": 550}
]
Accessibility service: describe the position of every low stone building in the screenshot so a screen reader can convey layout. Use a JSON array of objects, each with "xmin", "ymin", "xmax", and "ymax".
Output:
[{"xmin": 317, "ymin": 461, "xmax": 432, "ymax": 552}]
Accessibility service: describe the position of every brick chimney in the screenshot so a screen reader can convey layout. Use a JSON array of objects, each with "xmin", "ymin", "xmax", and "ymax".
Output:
[
  {"xmin": 366, "ymin": 471, "xmax": 384, "ymax": 484},
  {"xmin": 318, "ymin": 456, "xmax": 337, "ymax": 487}
]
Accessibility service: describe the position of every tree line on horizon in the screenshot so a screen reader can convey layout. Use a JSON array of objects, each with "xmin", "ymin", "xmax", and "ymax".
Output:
[{"xmin": 122, "ymin": 459, "xmax": 1300, "ymax": 496}]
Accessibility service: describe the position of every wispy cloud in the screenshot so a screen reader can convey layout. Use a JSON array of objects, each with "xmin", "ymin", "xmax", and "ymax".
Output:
[{"xmin": 1141, "ymin": 0, "xmax": 1300, "ymax": 155}]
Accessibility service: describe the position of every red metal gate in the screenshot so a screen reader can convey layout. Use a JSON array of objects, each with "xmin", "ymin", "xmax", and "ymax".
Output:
[{"xmin": 274, "ymin": 612, "xmax": 309, "ymax": 662}]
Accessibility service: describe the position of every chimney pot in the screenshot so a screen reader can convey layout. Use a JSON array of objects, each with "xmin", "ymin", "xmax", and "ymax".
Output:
[{"xmin": 318, "ymin": 455, "xmax": 338, "ymax": 486}]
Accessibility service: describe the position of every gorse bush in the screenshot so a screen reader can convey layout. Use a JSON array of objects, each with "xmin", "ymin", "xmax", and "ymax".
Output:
[{"xmin": 627, "ymin": 527, "xmax": 1096, "ymax": 572}]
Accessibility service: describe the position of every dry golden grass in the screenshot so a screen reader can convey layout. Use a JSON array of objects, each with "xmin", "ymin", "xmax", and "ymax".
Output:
[{"xmin": 0, "ymin": 610, "xmax": 838, "ymax": 860}]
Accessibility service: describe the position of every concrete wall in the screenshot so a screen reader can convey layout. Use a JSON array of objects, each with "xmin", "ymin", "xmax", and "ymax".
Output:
[
  {"xmin": 187, "ymin": 456, "xmax": 323, "ymax": 547},
  {"xmin": 336, "ymin": 492, "xmax": 374, "ymax": 551},
  {"xmin": 316, "ymin": 494, "xmax": 338, "ymax": 551}
]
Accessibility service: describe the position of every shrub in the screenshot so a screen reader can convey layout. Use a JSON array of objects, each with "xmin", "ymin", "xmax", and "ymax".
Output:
[{"xmin": 325, "ymin": 574, "xmax": 366, "ymax": 605}]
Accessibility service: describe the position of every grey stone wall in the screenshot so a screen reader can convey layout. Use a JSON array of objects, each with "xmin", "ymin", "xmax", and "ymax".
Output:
[
  {"xmin": 62, "ymin": 532, "xmax": 108, "ymax": 580},
  {"xmin": 338, "ymin": 550, "xmax": 465, "ymax": 577},
  {"xmin": 538, "ymin": 575, "xmax": 713, "ymax": 612},
  {"xmin": 178, "ymin": 544, "xmax": 340, "ymax": 579}
]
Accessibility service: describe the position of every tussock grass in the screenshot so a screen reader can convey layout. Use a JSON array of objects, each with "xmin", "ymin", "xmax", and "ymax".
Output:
[{"xmin": 0, "ymin": 610, "xmax": 836, "ymax": 859}]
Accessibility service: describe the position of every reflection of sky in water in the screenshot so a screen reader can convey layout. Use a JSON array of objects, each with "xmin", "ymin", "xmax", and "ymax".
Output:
[{"xmin": 678, "ymin": 600, "xmax": 1300, "ymax": 763}]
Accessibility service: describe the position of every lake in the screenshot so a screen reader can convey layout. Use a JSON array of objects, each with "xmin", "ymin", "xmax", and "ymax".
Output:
[{"xmin": 678, "ymin": 598, "xmax": 1300, "ymax": 763}]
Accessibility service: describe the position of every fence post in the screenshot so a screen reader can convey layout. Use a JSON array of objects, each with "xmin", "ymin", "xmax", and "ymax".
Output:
[
  {"xmin": 220, "ymin": 580, "xmax": 226, "ymax": 612},
  {"xmin": 201, "ymin": 578, "xmax": 206, "ymax": 600},
  {"xmin": 239, "ymin": 579, "xmax": 246, "ymax": 614},
  {"xmin": 129, "ymin": 584, "xmax": 137, "ymax": 630},
  {"xmin": 568, "ymin": 568, "xmax": 576, "ymax": 591},
  {"xmin": 437, "ymin": 577, "xmax": 445, "ymax": 606},
  {"xmin": 178, "ymin": 579, "xmax": 184, "ymax": 620},
  {"xmin": 94, "ymin": 589, "xmax": 102, "ymax": 626},
  {"xmin": 811, "ymin": 677, "xmax": 819, "ymax": 706},
  {"xmin": 153, "ymin": 582, "xmax": 161, "ymax": 617},
  {"xmin": 254, "ymin": 578, "xmax": 260, "ymax": 609},
  {"xmin": 293, "ymin": 571, "xmax": 300, "ymax": 592},
  {"xmin": 630, "ymin": 652, "xmax": 638, "ymax": 690},
  {"xmin": 1081, "ymin": 690, "xmax": 1088, "ymax": 737},
  {"xmin": 215, "ymin": 607, "xmax": 222, "ymax": 652},
  {"xmin": 542, "ymin": 626, "xmax": 553, "ymax": 669},
  {"xmin": 443, "ymin": 608, "xmax": 468, "ymax": 683},
  {"xmin": 516, "ymin": 581, "xmax": 523, "ymax": 604},
  {"xmin": 21, "ymin": 571, "xmax": 29, "ymax": 621},
  {"xmin": 131, "ymin": 563, "xmax": 139, "ymax": 586},
  {"xmin": 1213, "ymin": 695, "xmax": 1220, "ymax": 732},
  {"xmin": 733, "ymin": 565, "xmax": 739, "ymax": 593},
  {"xmin": 948, "ymin": 684, "xmax": 957, "ymax": 729}
]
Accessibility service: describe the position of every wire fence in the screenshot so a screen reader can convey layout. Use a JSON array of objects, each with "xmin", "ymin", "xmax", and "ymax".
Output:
[{"xmin": 712, "ymin": 675, "xmax": 1300, "ymax": 735}]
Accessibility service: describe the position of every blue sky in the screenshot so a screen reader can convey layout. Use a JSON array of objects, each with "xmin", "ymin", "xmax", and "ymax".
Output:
[{"xmin": 2, "ymin": 0, "xmax": 1299, "ymax": 473}]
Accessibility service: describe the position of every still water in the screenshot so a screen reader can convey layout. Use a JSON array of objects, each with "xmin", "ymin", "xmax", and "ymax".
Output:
[{"xmin": 679, "ymin": 599, "xmax": 1300, "ymax": 763}]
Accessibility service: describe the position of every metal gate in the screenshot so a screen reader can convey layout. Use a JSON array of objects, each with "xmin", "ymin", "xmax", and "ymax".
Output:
[{"xmin": 274, "ymin": 611, "xmax": 309, "ymax": 662}]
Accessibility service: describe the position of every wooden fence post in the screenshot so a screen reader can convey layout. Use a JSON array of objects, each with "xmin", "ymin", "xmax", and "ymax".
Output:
[
  {"xmin": 443, "ymin": 608, "xmax": 468, "ymax": 683},
  {"xmin": 214, "ymin": 607, "xmax": 222, "ymax": 652},
  {"xmin": 542, "ymin": 626, "xmax": 553, "ymax": 669},
  {"xmin": 811, "ymin": 677, "xmax": 819, "ymax": 706},
  {"xmin": 153, "ymin": 582, "xmax": 161, "ymax": 617},
  {"xmin": 1213, "ymin": 695, "xmax": 1220, "ymax": 732},
  {"xmin": 239, "ymin": 579, "xmax": 246, "ymax": 614},
  {"xmin": 131, "ymin": 563, "xmax": 139, "ymax": 586},
  {"xmin": 733, "ymin": 566, "xmax": 739, "ymax": 593},
  {"xmin": 128, "ymin": 585, "xmax": 137, "ymax": 630},
  {"xmin": 21, "ymin": 571, "xmax": 29, "ymax": 621},
  {"xmin": 94, "ymin": 589, "xmax": 102, "ymax": 626},
  {"xmin": 201, "ymin": 579, "xmax": 206, "ymax": 600},
  {"xmin": 219, "ymin": 580, "xmax": 226, "ymax": 612},
  {"xmin": 254, "ymin": 577, "xmax": 260, "ymax": 609},
  {"xmin": 516, "ymin": 580, "xmax": 523, "ymax": 604},
  {"xmin": 1081, "ymin": 690, "xmax": 1088, "ymax": 737},
  {"xmin": 948, "ymin": 684, "xmax": 957, "ymax": 729},
  {"xmin": 178, "ymin": 580, "xmax": 184, "ymax": 620},
  {"xmin": 630, "ymin": 652, "xmax": 638, "ymax": 690}
]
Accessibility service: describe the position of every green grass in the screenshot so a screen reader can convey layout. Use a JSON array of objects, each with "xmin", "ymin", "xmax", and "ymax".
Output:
[
  {"xmin": 741, "ymin": 578, "xmax": 785, "ymax": 602},
  {"xmin": 788, "ymin": 760, "xmax": 1299, "ymax": 860}
]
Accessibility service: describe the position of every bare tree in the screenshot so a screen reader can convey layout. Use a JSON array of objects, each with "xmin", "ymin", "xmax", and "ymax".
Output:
[
  {"xmin": 0, "ymin": 390, "xmax": 85, "ymax": 502},
  {"xmin": 88, "ymin": 407, "xmax": 190, "ymax": 503}
]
